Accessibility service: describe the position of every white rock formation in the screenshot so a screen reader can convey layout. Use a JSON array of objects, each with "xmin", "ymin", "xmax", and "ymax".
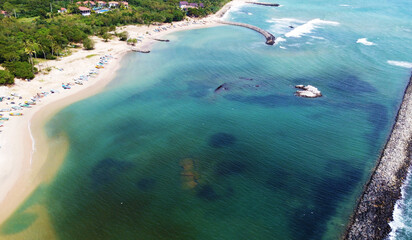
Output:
[{"xmin": 295, "ymin": 85, "xmax": 322, "ymax": 98}]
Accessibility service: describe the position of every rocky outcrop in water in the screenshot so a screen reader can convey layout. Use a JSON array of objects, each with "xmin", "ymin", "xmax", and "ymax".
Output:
[
  {"xmin": 344, "ymin": 73, "xmax": 412, "ymax": 240},
  {"xmin": 295, "ymin": 85, "xmax": 322, "ymax": 98}
]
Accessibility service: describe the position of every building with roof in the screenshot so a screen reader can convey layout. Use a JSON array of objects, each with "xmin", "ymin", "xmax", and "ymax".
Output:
[
  {"xmin": 179, "ymin": 1, "xmax": 204, "ymax": 10},
  {"xmin": 83, "ymin": 1, "xmax": 96, "ymax": 6},
  {"xmin": 78, "ymin": 6, "xmax": 91, "ymax": 16},
  {"xmin": 120, "ymin": 1, "xmax": 128, "ymax": 8},
  {"xmin": 58, "ymin": 8, "xmax": 67, "ymax": 13},
  {"xmin": 109, "ymin": 1, "xmax": 119, "ymax": 8},
  {"xmin": 97, "ymin": 1, "xmax": 107, "ymax": 7}
]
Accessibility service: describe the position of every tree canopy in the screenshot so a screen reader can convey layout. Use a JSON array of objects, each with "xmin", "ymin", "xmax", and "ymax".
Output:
[{"xmin": 0, "ymin": 0, "xmax": 230, "ymax": 85}]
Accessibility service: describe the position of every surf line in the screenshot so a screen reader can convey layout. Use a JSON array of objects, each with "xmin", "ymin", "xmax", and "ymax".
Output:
[
  {"xmin": 217, "ymin": 20, "xmax": 276, "ymax": 45},
  {"xmin": 28, "ymin": 120, "xmax": 36, "ymax": 166},
  {"xmin": 344, "ymin": 72, "xmax": 412, "ymax": 240}
]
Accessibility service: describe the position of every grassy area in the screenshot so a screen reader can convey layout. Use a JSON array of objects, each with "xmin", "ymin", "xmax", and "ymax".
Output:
[
  {"xmin": 86, "ymin": 54, "xmax": 98, "ymax": 58},
  {"xmin": 33, "ymin": 58, "xmax": 48, "ymax": 64},
  {"xmin": 17, "ymin": 17, "xmax": 38, "ymax": 23}
]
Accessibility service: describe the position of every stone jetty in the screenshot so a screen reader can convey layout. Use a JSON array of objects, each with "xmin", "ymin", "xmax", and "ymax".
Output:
[
  {"xmin": 246, "ymin": 1, "xmax": 280, "ymax": 7},
  {"xmin": 131, "ymin": 48, "xmax": 150, "ymax": 53},
  {"xmin": 344, "ymin": 73, "xmax": 412, "ymax": 240},
  {"xmin": 217, "ymin": 20, "xmax": 276, "ymax": 45},
  {"xmin": 153, "ymin": 38, "xmax": 170, "ymax": 42}
]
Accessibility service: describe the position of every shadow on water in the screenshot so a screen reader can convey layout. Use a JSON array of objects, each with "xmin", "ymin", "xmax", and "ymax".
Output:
[
  {"xmin": 329, "ymin": 100, "xmax": 389, "ymax": 153},
  {"xmin": 196, "ymin": 184, "xmax": 220, "ymax": 201},
  {"xmin": 215, "ymin": 160, "xmax": 248, "ymax": 177},
  {"xmin": 364, "ymin": 103, "xmax": 389, "ymax": 151},
  {"xmin": 208, "ymin": 132, "xmax": 236, "ymax": 148},
  {"xmin": 90, "ymin": 158, "xmax": 135, "ymax": 190},
  {"xmin": 329, "ymin": 74, "xmax": 377, "ymax": 94},
  {"xmin": 187, "ymin": 81, "xmax": 211, "ymax": 98},
  {"xmin": 44, "ymin": 157, "xmax": 202, "ymax": 240},
  {"xmin": 196, "ymin": 184, "xmax": 235, "ymax": 202},
  {"xmin": 137, "ymin": 178, "xmax": 156, "ymax": 192},
  {"xmin": 265, "ymin": 167, "xmax": 292, "ymax": 191},
  {"xmin": 223, "ymin": 93, "xmax": 320, "ymax": 108},
  {"xmin": 289, "ymin": 160, "xmax": 363, "ymax": 240}
]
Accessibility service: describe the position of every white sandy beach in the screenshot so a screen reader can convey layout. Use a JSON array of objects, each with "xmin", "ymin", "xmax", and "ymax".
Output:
[{"xmin": 0, "ymin": 0, "xmax": 246, "ymax": 225}]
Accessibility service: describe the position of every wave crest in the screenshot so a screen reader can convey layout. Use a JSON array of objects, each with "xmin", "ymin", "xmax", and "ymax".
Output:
[
  {"xmin": 387, "ymin": 60, "xmax": 412, "ymax": 69},
  {"xmin": 284, "ymin": 18, "xmax": 339, "ymax": 38},
  {"xmin": 356, "ymin": 38, "xmax": 375, "ymax": 46}
]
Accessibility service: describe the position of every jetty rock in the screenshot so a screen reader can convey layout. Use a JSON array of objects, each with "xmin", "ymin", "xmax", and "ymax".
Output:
[{"xmin": 295, "ymin": 85, "xmax": 322, "ymax": 98}]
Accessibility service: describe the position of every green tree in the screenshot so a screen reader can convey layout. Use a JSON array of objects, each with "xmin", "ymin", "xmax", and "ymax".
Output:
[
  {"xmin": 118, "ymin": 31, "xmax": 129, "ymax": 41},
  {"xmin": 0, "ymin": 70, "xmax": 14, "ymax": 85},
  {"xmin": 24, "ymin": 40, "xmax": 36, "ymax": 73},
  {"xmin": 102, "ymin": 32, "xmax": 111, "ymax": 42},
  {"xmin": 4, "ymin": 61, "xmax": 37, "ymax": 79},
  {"xmin": 127, "ymin": 38, "xmax": 137, "ymax": 45},
  {"xmin": 83, "ymin": 37, "xmax": 95, "ymax": 50}
]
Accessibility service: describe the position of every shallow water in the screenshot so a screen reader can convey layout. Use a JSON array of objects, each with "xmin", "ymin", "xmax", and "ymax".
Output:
[{"xmin": 1, "ymin": 0, "xmax": 412, "ymax": 239}]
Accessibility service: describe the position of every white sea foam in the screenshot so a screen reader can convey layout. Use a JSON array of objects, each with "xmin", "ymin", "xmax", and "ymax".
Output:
[
  {"xmin": 356, "ymin": 38, "xmax": 375, "ymax": 46},
  {"xmin": 248, "ymin": 12, "xmax": 253, "ymax": 15},
  {"xmin": 388, "ymin": 167, "xmax": 412, "ymax": 239},
  {"xmin": 267, "ymin": 18, "xmax": 305, "ymax": 35},
  {"xmin": 339, "ymin": 4, "xmax": 350, "ymax": 7},
  {"xmin": 284, "ymin": 19, "xmax": 340, "ymax": 38},
  {"xmin": 279, "ymin": 46, "xmax": 286, "ymax": 49},
  {"xmin": 222, "ymin": 1, "xmax": 247, "ymax": 19},
  {"xmin": 387, "ymin": 60, "xmax": 412, "ymax": 69},
  {"xmin": 311, "ymin": 36, "xmax": 325, "ymax": 40},
  {"xmin": 276, "ymin": 37, "xmax": 286, "ymax": 43}
]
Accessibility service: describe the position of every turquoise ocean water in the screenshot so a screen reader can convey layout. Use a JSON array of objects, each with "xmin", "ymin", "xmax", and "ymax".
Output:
[{"xmin": 1, "ymin": 0, "xmax": 412, "ymax": 239}]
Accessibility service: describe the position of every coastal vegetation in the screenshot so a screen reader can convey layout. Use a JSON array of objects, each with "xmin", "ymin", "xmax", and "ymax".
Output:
[
  {"xmin": 0, "ymin": 69, "xmax": 14, "ymax": 85},
  {"xmin": 0, "ymin": 0, "xmax": 230, "ymax": 85},
  {"xmin": 83, "ymin": 38, "xmax": 95, "ymax": 50}
]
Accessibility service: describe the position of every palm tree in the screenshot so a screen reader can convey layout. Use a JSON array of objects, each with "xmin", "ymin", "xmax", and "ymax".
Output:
[
  {"xmin": 31, "ymin": 40, "xmax": 41, "ymax": 71},
  {"xmin": 47, "ymin": 35, "xmax": 55, "ymax": 56},
  {"xmin": 24, "ymin": 41, "xmax": 35, "ymax": 73}
]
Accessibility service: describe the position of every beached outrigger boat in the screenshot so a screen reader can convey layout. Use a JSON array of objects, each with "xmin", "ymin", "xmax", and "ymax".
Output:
[
  {"xmin": 25, "ymin": 101, "xmax": 36, "ymax": 105},
  {"xmin": 62, "ymin": 83, "xmax": 71, "ymax": 89},
  {"xmin": 20, "ymin": 104, "xmax": 31, "ymax": 108},
  {"xmin": 0, "ymin": 117, "xmax": 9, "ymax": 120},
  {"xmin": 10, "ymin": 113, "xmax": 23, "ymax": 116}
]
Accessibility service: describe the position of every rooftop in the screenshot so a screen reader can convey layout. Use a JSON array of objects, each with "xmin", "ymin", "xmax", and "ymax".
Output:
[{"xmin": 78, "ymin": 6, "xmax": 91, "ymax": 11}]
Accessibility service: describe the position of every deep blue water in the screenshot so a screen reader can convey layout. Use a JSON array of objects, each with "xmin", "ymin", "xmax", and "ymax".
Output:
[{"xmin": 1, "ymin": 0, "xmax": 412, "ymax": 239}]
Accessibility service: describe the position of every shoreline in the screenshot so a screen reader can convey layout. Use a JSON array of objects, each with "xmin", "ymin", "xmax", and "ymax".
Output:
[
  {"xmin": 344, "ymin": 73, "xmax": 412, "ymax": 239},
  {"xmin": 0, "ymin": 49, "xmax": 128, "ymax": 225},
  {"xmin": 0, "ymin": 0, "xmax": 243, "ymax": 226}
]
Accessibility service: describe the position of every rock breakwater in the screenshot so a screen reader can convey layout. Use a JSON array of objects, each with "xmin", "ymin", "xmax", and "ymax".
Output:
[
  {"xmin": 218, "ymin": 20, "xmax": 276, "ymax": 45},
  {"xmin": 344, "ymin": 73, "xmax": 412, "ymax": 240},
  {"xmin": 246, "ymin": 2, "xmax": 280, "ymax": 7}
]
